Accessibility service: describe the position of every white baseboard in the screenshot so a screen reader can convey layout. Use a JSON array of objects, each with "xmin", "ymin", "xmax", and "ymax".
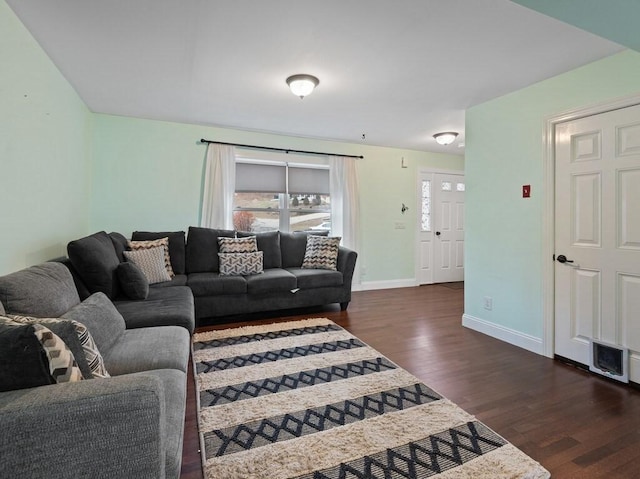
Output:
[
  {"xmin": 354, "ymin": 278, "xmax": 417, "ymax": 292},
  {"xmin": 462, "ymin": 314, "xmax": 545, "ymax": 356}
]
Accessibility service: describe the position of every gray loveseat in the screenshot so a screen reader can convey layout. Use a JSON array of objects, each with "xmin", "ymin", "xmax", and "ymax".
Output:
[
  {"xmin": 0, "ymin": 262, "xmax": 192, "ymax": 479},
  {"xmin": 63, "ymin": 228, "xmax": 357, "ymax": 326}
]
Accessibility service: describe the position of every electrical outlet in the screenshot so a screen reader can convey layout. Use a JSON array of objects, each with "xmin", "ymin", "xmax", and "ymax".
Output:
[{"xmin": 483, "ymin": 296, "xmax": 493, "ymax": 311}]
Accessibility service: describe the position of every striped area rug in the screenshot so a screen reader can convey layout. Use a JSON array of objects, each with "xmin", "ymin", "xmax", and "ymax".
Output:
[{"xmin": 192, "ymin": 318, "xmax": 550, "ymax": 479}]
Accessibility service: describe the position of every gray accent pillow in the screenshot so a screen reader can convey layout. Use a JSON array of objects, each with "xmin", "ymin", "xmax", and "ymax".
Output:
[
  {"xmin": 109, "ymin": 232, "xmax": 129, "ymax": 262},
  {"xmin": 237, "ymin": 231, "xmax": 282, "ymax": 269},
  {"xmin": 0, "ymin": 262, "xmax": 80, "ymax": 317},
  {"xmin": 116, "ymin": 262, "xmax": 150, "ymax": 300},
  {"xmin": 61, "ymin": 292, "xmax": 125, "ymax": 356},
  {"xmin": 67, "ymin": 231, "xmax": 121, "ymax": 299}
]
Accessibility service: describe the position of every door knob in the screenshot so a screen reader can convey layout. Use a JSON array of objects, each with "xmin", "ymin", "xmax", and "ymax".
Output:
[
  {"xmin": 435, "ymin": 231, "xmax": 441, "ymax": 236},
  {"xmin": 556, "ymin": 254, "xmax": 574, "ymax": 263}
]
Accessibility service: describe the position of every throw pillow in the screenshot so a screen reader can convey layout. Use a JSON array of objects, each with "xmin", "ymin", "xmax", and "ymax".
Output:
[
  {"xmin": 123, "ymin": 246, "xmax": 172, "ymax": 284},
  {"xmin": 237, "ymin": 231, "xmax": 282, "ymax": 269},
  {"xmin": 116, "ymin": 262, "xmax": 149, "ymax": 300},
  {"xmin": 218, "ymin": 252, "xmax": 264, "ymax": 276},
  {"xmin": 4, "ymin": 315, "xmax": 110, "ymax": 379},
  {"xmin": 128, "ymin": 237, "xmax": 174, "ymax": 278},
  {"xmin": 131, "ymin": 231, "xmax": 186, "ymax": 274},
  {"xmin": 218, "ymin": 236, "xmax": 258, "ymax": 253},
  {"xmin": 0, "ymin": 321, "xmax": 83, "ymax": 392},
  {"xmin": 301, "ymin": 235, "xmax": 342, "ymax": 270}
]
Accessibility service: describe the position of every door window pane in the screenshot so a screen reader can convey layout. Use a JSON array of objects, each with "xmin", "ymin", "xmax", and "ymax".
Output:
[
  {"xmin": 441, "ymin": 181, "xmax": 452, "ymax": 191},
  {"xmin": 457, "ymin": 182, "xmax": 465, "ymax": 192},
  {"xmin": 421, "ymin": 180, "xmax": 431, "ymax": 231}
]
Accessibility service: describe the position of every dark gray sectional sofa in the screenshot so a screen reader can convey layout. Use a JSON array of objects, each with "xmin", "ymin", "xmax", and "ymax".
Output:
[
  {"xmin": 0, "ymin": 262, "xmax": 191, "ymax": 479},
  {"xmin": 64, "ymin": 227, "xmax": 357, "ymax": 326},
  {"xmin": 0, "ymin": 226, "xmax": 357, "ymax": 478}
]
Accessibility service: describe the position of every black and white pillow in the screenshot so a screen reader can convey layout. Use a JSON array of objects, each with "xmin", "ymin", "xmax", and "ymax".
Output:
[
  {"xmin": 128, "ymin": 237, "xmax": 174, "ymax": 278},
  {"xmin": 0, "ymin": 320, "xmax": 83, "ymax": 392},
  {"xmin": 302, "ymin": 236, "xmax": 341, "ymax": 270},
  {"xmin": 6, "ymin": 315, "xmax": 110, "ymax": 379},
  {"xmin": 218, "ymin": 252, "xmax": 264, "ymax": 276},
  {"xmin": 123, "ymin": 246, "xmax": 172, "ymax": 284},
  {"xmin": 218, "ymin": 236, "xmax": 258, "ymax": 253}
]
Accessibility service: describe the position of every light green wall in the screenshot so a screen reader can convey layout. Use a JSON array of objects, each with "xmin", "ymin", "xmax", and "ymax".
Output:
[
  {"xmin": 0, "ymin": 1, "xmax": 92, "ymax": 274},
  {"xmin": 92, "ymin": 114, "xmax": 463, "ymax": 283},
  {"xmin": 465, "ymin": 50, "xmax": 640, "ymax": 338}
]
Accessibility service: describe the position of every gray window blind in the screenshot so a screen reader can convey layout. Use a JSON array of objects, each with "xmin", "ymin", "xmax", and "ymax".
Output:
[
  {"xmin": 235, "ymin": 163, "xmax": 286, "ymax": 193},
  {"xmin": 288, "ymin": 166, "xmax": 330, "ymax": 195}
]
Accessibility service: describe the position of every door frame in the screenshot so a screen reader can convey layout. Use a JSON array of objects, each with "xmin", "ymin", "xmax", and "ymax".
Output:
[
  {"xmin": 415, "ymin": 167, "xmax": 465, "ymax": 285},
  {"xmin": 542, "ymin": 93, "xmax": 640, "ymax": 358}
]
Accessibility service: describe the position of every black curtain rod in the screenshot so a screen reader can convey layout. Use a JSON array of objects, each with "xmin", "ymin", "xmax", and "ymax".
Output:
[{"xmin": 200, "ymin": 139, "xmax": 364, "ymax": 159}]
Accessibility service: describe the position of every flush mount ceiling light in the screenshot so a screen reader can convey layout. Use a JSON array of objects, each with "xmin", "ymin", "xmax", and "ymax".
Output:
[
  {"xmin": 433, "ymin": 132, "xmax": 458, "ymax": 146},
  {"xmin": 286, "ymin": 74, "xmax": 319, "ymax": 99}
]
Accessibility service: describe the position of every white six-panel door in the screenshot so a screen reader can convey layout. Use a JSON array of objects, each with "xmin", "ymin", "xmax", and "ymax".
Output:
[
  {"xmin": 555, "ymin": 104, "xmax": 640, "ymax": 381},
  {"xmin": 417, "ymin": 171, "xmax": 465, "ymax": 284}
]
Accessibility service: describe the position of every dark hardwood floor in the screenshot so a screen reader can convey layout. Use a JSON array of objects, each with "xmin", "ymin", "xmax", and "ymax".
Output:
[{"xmin": 180, "ymin": 284, "xmax": 640, "ymax": 478}]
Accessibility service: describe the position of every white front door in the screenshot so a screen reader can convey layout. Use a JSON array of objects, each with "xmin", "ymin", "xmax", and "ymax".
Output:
[
  {"xmin": 433, "ymin": 173, "xmax": 465, "ymax": 283},
  {"xmin": 554, "ymin": 104, "xmax": 640, "ymax": 381}
]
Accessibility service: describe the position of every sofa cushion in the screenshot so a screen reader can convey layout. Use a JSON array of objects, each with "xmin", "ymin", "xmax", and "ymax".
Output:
[
  {"xmin": 0, "ymin": 262, "xmax": 80, "ymax": 317},
  {"xmin": 245, "ymin": 268, "xmax": 297, "ymax": 294},
  {"xmin": 280, "ymin": 231, "xmax": 326, "ymax": 268},
  {"xmin": 0, "ymin": 321, "xmax": 83, "ymax": 391},
  {"xmin": 286, "ymin": 268, "xmax": 344, "ymax": 289},
  {"xmin": 6, "ymin": 315, "xmax": 110, "ymax": 380},
  {"xmin": 186, "ymin": 227, "xmax": 235, "ymax": 273},
  {"xmin": 62, "ymin": 292, "xmax": 126, "ymax": 357},
  {"xmin": 219, "ymin": 252, "xmax": 264, "ymax": 276},
  {"xmin": 187, "ymin": 272, "xmax": 247, "ymax": 296},
  {"xmin": 238, "ymin": 231, "xmax": 282, "ymax": 269},
  {"xmin": 113, "ymin": 286, "xmax": 195, "ymax": 334},
  {"xmin": 132, "ymin": 231, "xmax": 186, "ymax": 274},
  {"xmin": 149, "ymin": 274, "xmax": 188, "ymax": 288},
  {"xmin": 218, "ymin": 236, "xmax": 257, "ymax": 253},
  {"xmin": 302, "ymin": 235, "xmax": 341, "ymax": 270},
  {"xmin": 104, "ymin": 326, "xmax": 189, "ymax": 375},
  {"xmin": 116, "ymin": 262, "xmax": 149, "ymax": 300},
  {"xmin": 67, "ymin": 231, "xmax": 121, "ymax": 299},
  {"xmin": 123, "ymin": 247, "xmax": 172, "ymax": 285},
  {"xmin": 109, "ymin": 232, "xmax": 129, "ymax": 262}
]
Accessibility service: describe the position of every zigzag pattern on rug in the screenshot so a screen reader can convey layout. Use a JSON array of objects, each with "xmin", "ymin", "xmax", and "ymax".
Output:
[{"xmin": 193, "ymin": 318, "xmax": 550, "ymax": 479}]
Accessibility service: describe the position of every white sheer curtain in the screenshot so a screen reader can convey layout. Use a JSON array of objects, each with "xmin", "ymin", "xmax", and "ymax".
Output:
[
  {"xmin": 201, "ymin": 143, "xmax": 236, "ymax": 229},
  {"xmin": 329, "ymin": 156, "xmax": 360, "ymax": 252}
]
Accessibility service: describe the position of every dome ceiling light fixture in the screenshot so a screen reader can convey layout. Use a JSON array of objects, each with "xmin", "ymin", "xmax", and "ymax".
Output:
[
  {"xmin": 433, "ymin": 132, "xmax": 459, "ymax": 146},
  {"xmin": 286, "ymin": 74, "xmax": 319, "ymax": 99}
]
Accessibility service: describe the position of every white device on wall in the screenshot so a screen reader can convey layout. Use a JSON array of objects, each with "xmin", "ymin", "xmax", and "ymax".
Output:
[{"xmin": 588, "ymin": 339, "xmax": 629, "ymax": 383}]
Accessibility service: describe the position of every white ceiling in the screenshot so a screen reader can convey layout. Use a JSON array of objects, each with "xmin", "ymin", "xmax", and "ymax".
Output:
[{"xmin": 7, "ymin": 0, "xmax": 623, "ymax": 154}]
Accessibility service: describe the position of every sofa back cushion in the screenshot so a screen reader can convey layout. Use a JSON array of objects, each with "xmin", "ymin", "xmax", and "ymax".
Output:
[
  {"xmin": 237, "ymin": 231, "xmax": 282, "ymax": 269},
  {"xmin": 131, "ymin": 231, "xmax": 186, "ymax": 274},
  {"xmin": 67, "ymin": 231, "xmax": 121, "ymax": 299},
  {"xmin": 185, "ymin": 227, "xmax": 235, "ymax": 273},
  {"xmin": 109, "ymin": 232, "xmax": 129, "ymax": 262},
  {"xmin": 280, "ymin": 231, "xmax": 328, "ymax": 268},
  {"xmin": 61, "ymin": 292, "xmax": 125, "ymax": 356},
  {"xmin": 0, "ymin": 262, "xmax": 80, "ymax": 317}
]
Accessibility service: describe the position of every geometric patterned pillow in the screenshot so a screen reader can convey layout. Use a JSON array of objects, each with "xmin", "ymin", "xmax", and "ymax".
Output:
[
  {"xmin": 302, "ymin": 235, "xmax": 341, "ymax": 270},
  {"xmin": 128, "ymin": 237, "xmax": 174, "ymax": 278},
  {"xmin": 32, "ymin": 323, "xmax": 84, "ymax": 384},
  {"xmin": 123, "ymin": 246, "xmax": 172, "ymax": 284},
  {"xmin": 218, "ymin": 252, "xmax": 264, "ymax": 276},
  {"xmin": 5, "ymin": 315, "xmax": 110, "ymax": 379},
  {"xmin": 218, "ymin": 236, "xmax": 258, "ymax": 253}
]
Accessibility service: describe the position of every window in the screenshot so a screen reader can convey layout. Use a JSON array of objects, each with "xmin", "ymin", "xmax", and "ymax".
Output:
[
  {"xmin": 421, "ymin": 180, "xmax": 431, "ymax": 231},
  {"xmin": 441, "ymin": 181, "xmax": 452, "ymax": 191},
  {"xmin": 233, "ymin": 160, "xmax": 331, "ymax": 233}
]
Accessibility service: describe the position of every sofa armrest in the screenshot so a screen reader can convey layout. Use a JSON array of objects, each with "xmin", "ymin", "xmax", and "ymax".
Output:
[
  {"xmin": 0, "ymin": 374, "xmax": 167, "ymax": 479},
  {"xmin": 337, "ymin": 246, "xmax": 358, "ymax": 286}
]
